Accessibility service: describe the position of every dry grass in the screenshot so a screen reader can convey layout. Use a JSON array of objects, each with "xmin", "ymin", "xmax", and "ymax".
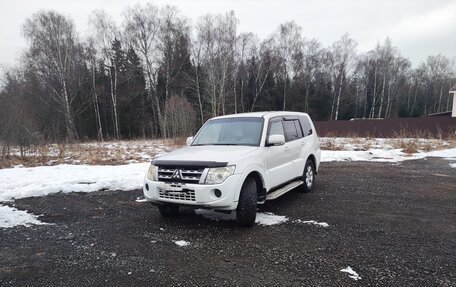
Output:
[
  {"xmin": 398, "ymin": 140, "xmax": 419, "ymax": 154},
  {"xmin": 319, "ymin": 139, "xmax": 344, "ymax": 151},
  {"xmin": 0, "ymin": 139, "xmax": 179, "ymax": 169}
]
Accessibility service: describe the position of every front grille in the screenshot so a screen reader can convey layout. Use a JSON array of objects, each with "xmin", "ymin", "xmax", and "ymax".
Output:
[
  {"xmin": 158, "ymin": 189, "xmax": 196, "ymax": 201},
  {"xmin": 157, "ymin": 166, "xmax": 205, "ymax": 184}
]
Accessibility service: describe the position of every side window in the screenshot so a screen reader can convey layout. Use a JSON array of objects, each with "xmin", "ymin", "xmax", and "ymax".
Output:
[
  {"xmin": 299, "ymin": 116, "xmax": 312, "ymax": 137},
  {"xmin": 283, "ymin": 120, "xmax": 299, "ymax": 142},
  {"xmin": 268, "ymin": 120, "xmax": 284, "ymax": 136},
  {"xmin": 294, "ymin": 120, "xmax": 303, "ymax": 138}
]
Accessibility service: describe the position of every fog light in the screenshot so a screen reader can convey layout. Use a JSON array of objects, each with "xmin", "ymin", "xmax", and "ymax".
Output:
[
  {"xmin": 213, "ymin": 189, "xmax": 222, "ymax": 198},
  {"xmin": 145, "ymin": 183, "xmax": 149, "ymax": 191}
]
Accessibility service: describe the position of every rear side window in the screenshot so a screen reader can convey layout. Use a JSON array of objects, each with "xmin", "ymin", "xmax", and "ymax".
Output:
[
  {"xmin": 299, "ymin": 116, "xmax": 313, "ymax": 137},
  {"xmin": 283, "ymin": 120, "xmax": 302, "ymax": 142}
]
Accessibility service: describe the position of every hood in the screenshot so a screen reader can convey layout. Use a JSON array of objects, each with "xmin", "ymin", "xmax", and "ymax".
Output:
[{"xmin": 153, "ymin": 145, "xmax": 258, "ymax": 166}]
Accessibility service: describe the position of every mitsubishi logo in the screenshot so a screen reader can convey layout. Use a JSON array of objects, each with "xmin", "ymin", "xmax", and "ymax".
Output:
[{"xmin": 171, "ymin": 169, "xmax": 183, "ymax": 180}]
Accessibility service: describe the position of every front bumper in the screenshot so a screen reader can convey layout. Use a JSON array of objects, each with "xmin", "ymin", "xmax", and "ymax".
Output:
[{"xmin": 143, "ymin": 174, "xmax": 241, "ymax": 210}]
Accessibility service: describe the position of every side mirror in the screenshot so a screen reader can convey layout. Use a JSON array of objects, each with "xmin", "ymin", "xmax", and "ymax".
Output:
[
  {"xmin": 267, "ymin": 134, "xmax": 285, "ymax": 146},
  {"xmin": 186, "ymin": 136, "xmax": 194, "ymax": 146}
]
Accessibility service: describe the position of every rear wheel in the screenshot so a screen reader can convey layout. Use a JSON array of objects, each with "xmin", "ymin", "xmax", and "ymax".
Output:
[
  {"xmin": 299, "ymin": 159, "xmax": 315, "ymax": 193},
  {"xmin": 158, "ymin": 204, "xmax": 179, "ymax": 217},
  {"xmin": 236, "ymin": 177, "xmax": 257, "ymax": 227}
]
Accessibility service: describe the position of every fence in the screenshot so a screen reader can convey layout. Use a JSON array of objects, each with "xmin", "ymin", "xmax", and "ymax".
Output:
[{"xmin": 314, "ymin": 116, "xmax": 456, "ymax": 138}]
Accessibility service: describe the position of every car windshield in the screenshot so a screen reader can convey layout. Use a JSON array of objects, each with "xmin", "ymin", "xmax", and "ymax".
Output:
[{"xmin": 192, "ymin": 117, "xmax": 264, "ymax": 146}]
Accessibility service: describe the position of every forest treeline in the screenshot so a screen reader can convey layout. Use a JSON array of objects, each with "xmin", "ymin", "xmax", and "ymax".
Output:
[{"xmin": 1, "ymin": 4, "xmax": 455, "ymax": 148}]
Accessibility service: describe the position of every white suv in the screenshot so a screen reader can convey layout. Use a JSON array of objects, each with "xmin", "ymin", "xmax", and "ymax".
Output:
[{"xmin": 143, "ymin": 111, "xmax": 321, "ymax": 227}]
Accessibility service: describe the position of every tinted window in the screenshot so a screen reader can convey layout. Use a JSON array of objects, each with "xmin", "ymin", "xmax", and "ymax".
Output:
[
  {"xmin": 283, "ymin": 120, "xmax": 299, "ymax": 142},
  {"xmin": 299, "ymin": 116, "xmax": 312, "ymax": 137},
  {"xmin": 294, "ymin": 120, "xmax": 303, "ymax": 138},
  {"xmin": 268, "ymin": 121, "xmax": 284, "ymax": 136}
]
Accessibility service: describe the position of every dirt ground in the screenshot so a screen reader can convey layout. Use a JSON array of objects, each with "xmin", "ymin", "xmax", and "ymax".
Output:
[{"xmin": 1, "ymin": 158, "xmax": 455, "ymax": 286}]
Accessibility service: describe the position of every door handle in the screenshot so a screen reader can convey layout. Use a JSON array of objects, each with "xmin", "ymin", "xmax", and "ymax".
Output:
[{"xmin": 302, "ymin": 141, "xmax": 306, "ymax": 146}]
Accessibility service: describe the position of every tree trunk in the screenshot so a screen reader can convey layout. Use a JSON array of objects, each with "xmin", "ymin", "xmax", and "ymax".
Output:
[
  {"xmin": 330, "ymin": 80, "xmax": 336, "ymax": 120},
  {"xmin": 194, "ymin": 64, "xmax": 204, "ymax": 125},
  {"xmin": 92, "ymin": 63, "xmax": 103, "ymax": 141},
  {"xmin": 335, "ymin": 69, "xmax": 344, "ymax": 120},
  {"xmin": 369, "ymin": 60, "xmax": 378, "ymax": 118},
  {"xmin": 62, "ymin": 79, "xmax": 77, "ymax": 141},
  {"xmin": 437, "ymin": 85, "xmax": 443, "ymax": 112},
  {"xmin": 109, "ymin": 65, "xmax": 120, "ymax": 139},
  {"xmin": 305, "ymin": 82, "xmax": 310, "ymax": 113},
  {"xmin": 410, "ymin": 83, "xmax": 418, "ymax": 118},
  {"xmin": 377, "ymin": 73, "xmax": 386, "ymax": 118},
  {"xmin": 233, "ymin": 74, "xmax": 237, "ymax": 114},
  {"xmin": 282, "ymin": 74, "xmax": 287, "ymax": 111}
]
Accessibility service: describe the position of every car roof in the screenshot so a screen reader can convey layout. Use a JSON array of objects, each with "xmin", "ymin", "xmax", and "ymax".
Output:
[{"xmin": 211, "ymin": 111, "xmax": 309, "ymax": 120}]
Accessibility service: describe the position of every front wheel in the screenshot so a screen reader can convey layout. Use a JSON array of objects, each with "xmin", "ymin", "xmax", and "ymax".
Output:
[
  {"xmin": 299, "ymin": 160, "xmax": 315, "ymax": 193},
  {"xmin": 158, "ymin": 204, "xmax": 179, "ymax": 217},
  {"xmin": 236, "ymin": 177, "xmax": 257, "ymax": 227}
]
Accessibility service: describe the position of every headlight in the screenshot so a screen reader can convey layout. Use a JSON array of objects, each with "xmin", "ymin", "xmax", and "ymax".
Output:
[
  {"xmin": 147, "ymin": 164, "xmax": 158, "ymax": 181},
  {"xmin": 205, "ymin": 166, "xmax": 235, "ymax": 184}
]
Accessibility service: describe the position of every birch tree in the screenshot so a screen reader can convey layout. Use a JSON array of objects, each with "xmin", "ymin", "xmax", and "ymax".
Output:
[
  {"xmin": 85, "ymin": 38, "xmax": 103, "ymax": 140},
  {"xmin": 123, "ymin": 3, "xmax": 164, "ymax": 136},
  {"xmin": 89, "ymin": 10, "xmax": 121, "ymax": 139},
  {"xmin": 272, "ymin": 22, "xmax": 303, "ymax": 111},
  {"xmin": 329, "ymin": 33, "xmax": 357, "ymax": 120},
  {"xmin": 22, "ymin": 11, "xmax": 84, "ymax": 141},
  {"xmin": 196, "ymin": 11, "xmax": 238, "ymax": 117}
]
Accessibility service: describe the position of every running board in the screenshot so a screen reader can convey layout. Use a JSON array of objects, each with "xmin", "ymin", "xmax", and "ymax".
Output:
[{"xmin": 266, "ymin": 180, "xmax": 303, "ymax": 200}]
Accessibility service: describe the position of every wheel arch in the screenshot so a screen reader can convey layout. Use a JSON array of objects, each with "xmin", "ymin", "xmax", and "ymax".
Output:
[
  {"xmin": 307, "ymin": 154, "xmax": 317, "ymax": 174},
  {"xmin": 234, "ymin": 165, "xmax": 267, "ymax": 204}
]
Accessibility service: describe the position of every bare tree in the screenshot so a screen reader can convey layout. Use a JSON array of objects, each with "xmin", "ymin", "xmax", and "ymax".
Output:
[
  {"xmin": 329, "ymin": 33, "xmax": 357, "ymax": 120},
  {"xmin": 195, "ymin": 11, "xmax": 238, "ymax": 117},
  {"xmin": 85, "ymin": 38, "xmax": 104, "ymax": 140},
  {"xmin": 164, "ymin": 95, "xmax": 196, "ymax": 138},
  {"xmin": 22, "ymin": 11, "xmax": 84, "ymax": 141},
  {"xmin": 272, "ymin": 21, "xmax": 303, "ymax": 111},
  {"xmin": 89, "ymin": 10, "xmax": 121, "ymax": 139},
  {"xmin": 123, "ymin": 3, "xmax": 164, "ymax": 136}
]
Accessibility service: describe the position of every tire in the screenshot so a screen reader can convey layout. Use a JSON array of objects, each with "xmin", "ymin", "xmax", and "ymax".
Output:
[
  {"xmin": 158, "ymin": 204, "xmax": 179, "ymax": 217},
  {"xmin": 299, "ymin": 159, "xmax": 315, "ymax": 193},
  {"xmin": 236, "ymin": 177, "xmax": 257, "ymax": 227}
]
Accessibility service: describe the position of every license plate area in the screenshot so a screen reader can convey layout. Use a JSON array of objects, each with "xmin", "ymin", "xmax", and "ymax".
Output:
[
  {"xmin": 158, "ymin": 184, "xmax": 196, "ymax": 201},
  {"xmin": 158, "ymin": 183, "xmax": 184, "ymax": 192}
]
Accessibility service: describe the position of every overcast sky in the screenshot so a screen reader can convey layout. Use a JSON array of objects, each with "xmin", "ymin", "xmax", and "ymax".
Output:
[{"xmin": 0, "ymin": 0, "xmax": 455, "ymax": 70}]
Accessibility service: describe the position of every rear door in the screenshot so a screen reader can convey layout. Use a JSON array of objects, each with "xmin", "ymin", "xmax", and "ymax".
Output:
[
  {"xmin": 265, "ymin": 118, "xmax": 295, "ymax": 188},
  {"xmin": 282, "ymin": 117, "xmax": 305, "ymax": 178}
]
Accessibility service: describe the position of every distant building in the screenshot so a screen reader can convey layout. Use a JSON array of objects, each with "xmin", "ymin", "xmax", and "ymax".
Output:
[{"xmin": 451, "ymin": 84, "xmax": 456, "ymax": 117}]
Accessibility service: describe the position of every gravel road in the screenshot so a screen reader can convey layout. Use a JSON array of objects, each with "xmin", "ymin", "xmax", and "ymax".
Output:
[{"xmin": 1, "ymin": 158, "xmax": 455, "ymax": 286}]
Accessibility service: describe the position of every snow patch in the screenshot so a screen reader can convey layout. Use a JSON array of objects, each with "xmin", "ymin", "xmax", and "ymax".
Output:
[
  {"xmin": 321, "ymin": 147, "xmax": 456, "ymax": 163},
  {"xmin": 174, "ymin": 240, "xmax": 190, "ymax": 247},
  {"xmin": 450, "ymin": 163, "xmax": 456, "ymax": 168},
  {"xmin": 294, "ymin": 219, "xmax": 329, "ymax": 227},
  {"xmin": 255, "ymin": 212, "xmax": 288, "ymax": 226},
  {"xmin": 0, "ymin": 163, "xmax": 150, "ymax": 202},
  {"xmin": 195, "ymin": 209, "xmax": 288, "ymax": 226},
  {"xmin": 135, "ymin": 197, "xmax": 148, "ymax": 203},
  {"xmin": 340, "ymin": 266, "xmax": 361, "ymax": 281},
  {"xmin": 0, "ymin": 205, "xmax": 48, "ymax": 228}
]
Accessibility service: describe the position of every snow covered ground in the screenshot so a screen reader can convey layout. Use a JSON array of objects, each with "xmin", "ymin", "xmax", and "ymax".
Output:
[
  {"xmin": 194, "ymin": 209, "xmax": 289, "ymax": 226},
  {"xmin": 340, "ymin": 266, "xmax": 362, "ymax": 281},
  {"xmin": 0, "ymin": 205, "xmax": 49, "ymax": 228},
  {"xmin": 1, "ymin": 137, "xmax": 455, "ymax": 228}
]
